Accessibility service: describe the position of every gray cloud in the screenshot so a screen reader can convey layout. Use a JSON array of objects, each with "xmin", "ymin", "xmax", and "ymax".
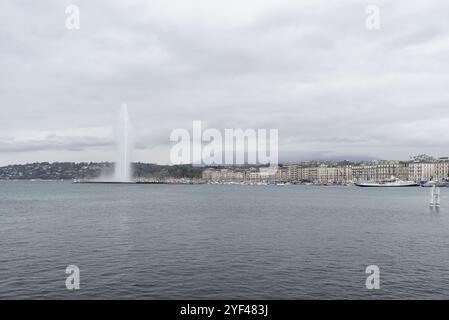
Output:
[
  {"xmin": 1, "ymin": 0, "xmax": 449, "ymax": 165},
  {"xmin": 0, "ymin": 135, "xmax": 111, "ymax": 153}
]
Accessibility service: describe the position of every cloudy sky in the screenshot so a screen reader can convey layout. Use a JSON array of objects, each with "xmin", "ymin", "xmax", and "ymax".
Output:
[{"xmin": 1, "ymin": 0, "xmax": 449, "ymax": 165}]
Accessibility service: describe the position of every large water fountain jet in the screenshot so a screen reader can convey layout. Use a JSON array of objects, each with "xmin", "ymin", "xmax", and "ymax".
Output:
[{"xmin": 113, "ymin": 103, "xmax": 134, "ymax": 182}]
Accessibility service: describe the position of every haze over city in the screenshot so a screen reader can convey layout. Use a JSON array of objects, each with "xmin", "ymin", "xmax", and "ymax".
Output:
[{"xmin": 1, "ymin": 0, "xmax": 449, "ymax": 166}]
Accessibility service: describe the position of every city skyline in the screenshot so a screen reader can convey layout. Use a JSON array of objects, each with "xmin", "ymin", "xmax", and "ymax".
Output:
[{"xmin": 1, "ymin": 153, "xmax": 448, "ymax": 182}]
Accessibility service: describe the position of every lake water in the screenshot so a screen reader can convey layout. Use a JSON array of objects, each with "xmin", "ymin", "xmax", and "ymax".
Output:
[{"xmin": 0, "ymin": 181, "xmax": 448, "ymax": 299}]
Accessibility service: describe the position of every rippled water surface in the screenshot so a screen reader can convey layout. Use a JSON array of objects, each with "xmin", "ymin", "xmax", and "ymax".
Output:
[{"xmin": 1, "ymin": 181, "xmax": 448, "ymax": 299}]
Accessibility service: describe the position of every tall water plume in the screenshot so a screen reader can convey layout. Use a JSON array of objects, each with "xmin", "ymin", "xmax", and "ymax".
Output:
[{"xmin": 114, "ymin": 103, "xmax": 134, "ymax": 182}]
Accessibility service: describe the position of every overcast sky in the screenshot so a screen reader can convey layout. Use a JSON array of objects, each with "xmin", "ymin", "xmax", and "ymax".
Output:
[{"xmin": 1, "ymin": 0, "xmax": 449, "ymax": 165}]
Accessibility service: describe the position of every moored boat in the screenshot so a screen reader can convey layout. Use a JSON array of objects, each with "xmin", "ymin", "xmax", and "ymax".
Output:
[{"xmin": 355, "ymin": 180, "xmax": 419, "ymax": 187}]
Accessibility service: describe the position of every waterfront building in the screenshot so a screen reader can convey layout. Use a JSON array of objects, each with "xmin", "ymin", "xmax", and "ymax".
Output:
[
  {"xmin": 275, "ymin": 166, "xmax": 289, "ymax": 182},
  {"xmin": 374, "ymin": 161, "xmax": 397, "ymax": 181},
  {"xmin": 409, "ymin": 162, "xmax": 435, "ymax": 181},
  {"xmin": 298, "ymin": 166, "xmax": 310, "ymax": 181},
  {"xmin": 435, "ymin": 158, "xmax": 449, "ymax": 181},
  {"xmin": 316, "ymin": 164, "xmax": 338, "ymax": 183},
  {"xmin": 317, "ymin": 164, "xmax": 328, "ymax": 183},
  {"xmin": 326, "ymin": 167, "xmax": 339, "ymax": 183},
  {"xmin": 285, "ymin": 165, "xmax": 299, "ymax": 182},
  {"xmin": 352, "ymin": 161, "xmax": 408, "ymax": 182},
  {"xmin": 396, "ymin": 162, "xmax": 410, "ymax": 181},
  {"xmin": 308, "ymin": 166, "xmax": 318, "ymax": 182},
  {"xmin": 352, "ymin": 164, "xmax": 376, "ymax": 182},
  {"xmin": 202, "ymin": 168, "xmax": 245, "ymax": 182},
  {"xmin": 337, "ymin": 165, "xmax": 353, "ymax": 183},
  {"xmin": 247, "ymin": 171, "xmax": 261, "ymax": 184},
  {"xmin": 408, "ymin": 157, "xmax": 449, "ymax": 181}
]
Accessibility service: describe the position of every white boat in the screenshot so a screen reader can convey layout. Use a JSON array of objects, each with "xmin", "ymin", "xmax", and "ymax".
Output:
[{"xmin": 355, "ymin": 180, "xmax": 419, "ymax": 187}]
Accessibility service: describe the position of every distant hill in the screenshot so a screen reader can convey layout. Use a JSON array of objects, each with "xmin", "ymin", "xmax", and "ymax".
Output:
[{"xmin": 0, "ymin": 162, "xmax": 203, "ymax": 180}]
